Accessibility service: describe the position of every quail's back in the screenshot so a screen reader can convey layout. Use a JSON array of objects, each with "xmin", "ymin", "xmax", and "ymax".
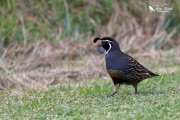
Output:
[{"xmin": 93, "ymin": 37, "xmax": 158, "ymax": 96}]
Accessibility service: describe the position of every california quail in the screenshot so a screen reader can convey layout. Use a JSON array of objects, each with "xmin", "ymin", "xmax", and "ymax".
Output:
[{"xmin": 93, "ymin": 37, "xmax": 158, "ymax": 96}]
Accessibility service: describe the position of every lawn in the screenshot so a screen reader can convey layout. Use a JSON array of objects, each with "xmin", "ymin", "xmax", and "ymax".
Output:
[{"xmin": 0, "ymin": 72, "xmax": 179, "ymax": 119}]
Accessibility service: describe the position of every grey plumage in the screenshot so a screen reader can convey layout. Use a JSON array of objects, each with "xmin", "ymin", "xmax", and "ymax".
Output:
[{"xmin": 94, "ymin": 37, "xmax": 158, "ymax": 96}]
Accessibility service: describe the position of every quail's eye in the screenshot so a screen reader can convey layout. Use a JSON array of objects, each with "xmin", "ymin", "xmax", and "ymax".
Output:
[{"xmin": 100, "ymin": 41, "xmax": 112, "ymax": 54}]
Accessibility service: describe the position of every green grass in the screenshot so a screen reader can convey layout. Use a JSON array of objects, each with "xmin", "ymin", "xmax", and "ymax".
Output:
[
  {"xmin": 0, "ymin": 72, "xmax": 179, "ymax": 119},
  {"xmin": 0, "ymin": 0, "xmax": 180, "ymax": 48}
]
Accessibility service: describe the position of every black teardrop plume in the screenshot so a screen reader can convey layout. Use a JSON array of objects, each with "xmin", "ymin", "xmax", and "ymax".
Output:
[{"xmin": 93, "ymin": 37, "xmax": 101, "ymax": 43}]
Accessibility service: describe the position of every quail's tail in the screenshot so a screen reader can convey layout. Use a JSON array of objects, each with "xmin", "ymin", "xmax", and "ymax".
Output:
[{"xmin": 148, "ymin": 70, "xmax": 159, "ymax": 77}]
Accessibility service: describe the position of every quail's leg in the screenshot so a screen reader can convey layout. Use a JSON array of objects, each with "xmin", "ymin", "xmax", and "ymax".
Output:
[
  {"xmin": 108, "ymin": 83, "xmax": 120, "ymax": 97},
  {"xmin": 133, "ymin": 84, "xmax": 138, "ymax": 94}
]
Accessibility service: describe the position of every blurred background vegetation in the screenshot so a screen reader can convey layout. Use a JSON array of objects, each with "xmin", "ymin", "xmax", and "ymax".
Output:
[{"xmin": 0, "ymin": 0, "xmax": 180, "ymax": 90}]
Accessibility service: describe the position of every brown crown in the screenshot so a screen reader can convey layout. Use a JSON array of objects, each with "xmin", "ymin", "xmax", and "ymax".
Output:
[{"xmin": 93, "ymin": 37, "xmax": 116, "ymax": 43}]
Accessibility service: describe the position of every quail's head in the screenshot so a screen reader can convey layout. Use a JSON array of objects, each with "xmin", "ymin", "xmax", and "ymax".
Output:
[{"xmin": 93, "ymin": 37, "xmax": 120, "ymax": 54}]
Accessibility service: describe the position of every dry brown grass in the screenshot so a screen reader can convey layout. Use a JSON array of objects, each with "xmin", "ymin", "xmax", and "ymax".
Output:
[
  {"xmin": 0, "ymin": 38, "xmax": 180, "ymax": 91},
  {"xmin": 98, "ymin": 6, "xmax": 178, "ymax": 52},
  {"xmin": 0, "ymin": 39, "xmax": 104, "ymax": 90}
]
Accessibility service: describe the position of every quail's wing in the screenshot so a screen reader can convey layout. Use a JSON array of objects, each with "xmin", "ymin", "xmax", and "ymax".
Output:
[{"xmin": 125, "ymin": 55, "xmax": 154, "ymax": 81}]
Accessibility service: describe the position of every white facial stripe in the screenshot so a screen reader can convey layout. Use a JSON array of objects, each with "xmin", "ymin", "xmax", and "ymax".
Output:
[
  {"xmin": 102, "ymin": 40, "xmax": 113, "ymax": 54},
  {"xmin": 106, "ymin": 42, "xmax": 112, "ymax": 54},
  {"xmin": 103, "ymin": 40, "xmax": 113, "ymax": 43}
]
